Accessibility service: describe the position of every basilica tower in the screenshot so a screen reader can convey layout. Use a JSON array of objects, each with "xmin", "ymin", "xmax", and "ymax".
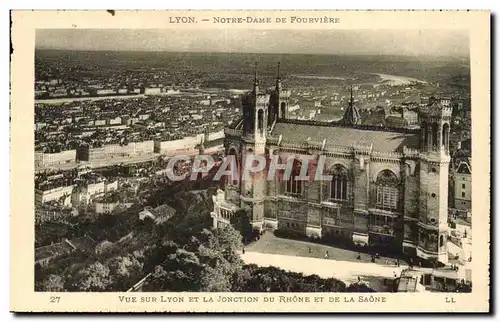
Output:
[
  {"xmin": 269, "ymin": 62, "xmax": 291, "ymax": 125},
  {"xmin": 240, "ymin": 64, "xmax": 270, "ymax": 231},
  {"xmin": 417, "ymin": 97, "xmax": 452, "ymax": 264}
]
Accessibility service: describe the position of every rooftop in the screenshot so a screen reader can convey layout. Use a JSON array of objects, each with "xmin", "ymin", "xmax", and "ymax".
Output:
[
  {"xmin": 397, "ymin": 276, "xmax": 419, "ymax": 292},
  {"xmin": 68, "ymin": 236, "xmax": 96, "ymax": 252},
  {"xmin": 152, "ymin": 204, "xmax": 177, "ymax": 219},
  {"xmin": 456, "ymin": 160, "xmax": 472, "ymax": 174},
  {"xmin": 271, "ymin": 120, "xmax": 420, "ymax": 153},
  {"xmin": 35, "ymin": 240, "xmax": 75, "ymax": 262}
]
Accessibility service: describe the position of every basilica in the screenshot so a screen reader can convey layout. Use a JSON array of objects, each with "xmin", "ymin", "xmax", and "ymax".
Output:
[{"xmin": 211, "ymin": 63, "xmax": 452, "ymax": 263}]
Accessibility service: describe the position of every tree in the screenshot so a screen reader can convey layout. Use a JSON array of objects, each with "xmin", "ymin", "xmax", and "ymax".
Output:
[
  {"xmin": 231, "ymin": 266, "xmax": 253, "ymax": 292},
  {"xmin": 142, "ymin": 226, "xmax": 244, "ymax": 292},
  {"xmin": 230, "ymin": 209, "xmax": 253, "ymax": 242},
  {"xmin": 143, "ymin": 240, "xmax": 179, "ymax": 274},
  {"xmin": 209, "ymin": 226, "xmax": 244, "ymax": 258},
  {"xmin": 108, "ymin": 255, "xmax": 144, "ymax": 291},
  {"xmin": 37, "ymin": 274, "xmax": 65, "ymax": 292},
  {"xmin": 68, "ymin": 261, "xmax": 111, "ymax": 292},
  {"xmin": 346, "ymin": 283, "xmax": 376, "ymax": 292},
  {"xmin": 198, "ymin": 244, "xmax": 236, "ymax": 292},
  {"xmin": 199, "ymin": 262, "xmax": 232, "ymax": 292},
  {"xmin": 233, "ymin": 265, "xmax": 347, "ymax": 292},
  {"xmin": 145, "ymin": 248, "xmax": 203, "ymax": 291}
]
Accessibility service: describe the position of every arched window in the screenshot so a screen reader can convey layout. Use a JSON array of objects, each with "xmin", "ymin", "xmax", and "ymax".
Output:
[
  {"xmin": 280, "ymin": 102, "xmax": 286, "ymax": 118},
  {"xmin": 329, "ymin": 164, "xmax": 349, "ymax": 201},
  {"xmin": 227, "ymin": 148, "xmax": 239, "ymax": 185},
  {"xmin": 439, "ymin": 235, "xmax": 444, "ymax": 248},
  {"xmin": 421, "ymin": 121, "xmax": 427, "ymax": 149},
  {"xmin": 285, "ymin": 159, "xmax": 303, "ymax": 196},
  {"xmin": 257, "ymin": 109, "xmax": 264, "ymax": 134},
  {"xmin": 442, "ymin": 123, "xmax": 450, "ymax": 153},
  {"xmin": 431, "ymin": 123, "xmax": 439, "ymax": 149},
  {"xmin": 376, "ymin": 170, "xmax": 399, "ymax": 211}
]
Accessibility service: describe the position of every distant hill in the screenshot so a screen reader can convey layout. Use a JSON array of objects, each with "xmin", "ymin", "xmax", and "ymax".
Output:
[{"xmin": 35, "ymin": 49, "xmax": 470, "ymax": 89}]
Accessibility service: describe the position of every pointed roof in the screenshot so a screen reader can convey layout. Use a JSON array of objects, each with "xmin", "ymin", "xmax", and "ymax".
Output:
[
  {"xmin": 253, "ymin": 62, "xmax": 259, "ymax": 88},
  {"xmin": 456, "ymin": 160, "xmax": 471, "ymax": 174},
  {"xmin": 341, "ymin": 86, "xmax": 361, "ymax": 125}
]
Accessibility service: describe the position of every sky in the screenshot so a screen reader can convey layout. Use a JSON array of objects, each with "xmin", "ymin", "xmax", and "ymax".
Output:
[{"xmin": 36, "ymin": 29, "xmax": 470, "ymax": 57}]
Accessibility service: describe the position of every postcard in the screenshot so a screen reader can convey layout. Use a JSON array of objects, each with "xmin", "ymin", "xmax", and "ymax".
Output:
[{"xmin": 10, "ymin": 10, "xmax": 490, "ymax": 313}]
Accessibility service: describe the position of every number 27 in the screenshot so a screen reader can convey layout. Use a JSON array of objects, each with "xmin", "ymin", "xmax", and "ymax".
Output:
[{"xmin": 49, "ymin": 296, "xmax": 61, "ymax": 303}]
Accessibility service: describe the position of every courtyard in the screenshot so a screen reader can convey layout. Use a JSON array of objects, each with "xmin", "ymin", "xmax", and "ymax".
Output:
[
  {"xmin": 245, "ymin": 231, "xmax": 408, "ymax": 266},
  {"xmin": 240, "ymin": 251, "xmax": 406, "ymax": 291},
  {"xmin": 242, "ymin": 232, "xmax": 467, "ymax": 292}
]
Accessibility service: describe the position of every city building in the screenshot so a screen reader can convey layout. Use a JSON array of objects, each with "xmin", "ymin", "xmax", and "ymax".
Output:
[
  {"xmin": 453, "ymin": 159, "xmax": 471, "ymax": 211},
  {"xmin": 35, "ymin": 239, "xmax": 75, "ymax": 267},
  {"xmin": 35, "ymin": 206, "xmax": 78, "ymax": 224},
  {"xmin": 138, "ymin": 204, "xmax": 176, "ymax": 224},
  {"xmin": 71, "ymin": 180, "xmax": 106, "ymax": 207},
  {"xmin": 95, "ymin": 201, "xmax": 119, "ymax": 214},
  {"xmin": 35, "ymin": 236, "xmax": 96, "ymax": 267},
  {"xmin": 35, "ymin": 149, "xmax": 77, "ymax": 168},
  {"xmin": 77, "ymin": 140, "xmax": 154, "ymax": 161},
  {"xmin": 212, "ymin": 65, "xmax": 453, "ymax": 263},
  {"xmin": 402, "ymin": 108, "xmax": 419, "ymax": 126},
  {"xmin": 395, "ymin": 268, "xmax": 462, "ymax": 292},
  {"xmin": 35, "ymin": 185, "xmax": 74, "ymax": 207}
]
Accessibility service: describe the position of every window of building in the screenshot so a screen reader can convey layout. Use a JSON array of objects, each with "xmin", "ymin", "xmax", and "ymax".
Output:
[
  {"xmin": 421, "ymin": 121, "xmax": 428, "ymax": 150},
  {"xmin": 285, "ymin": 159, "xmax": 303, "ymax": 196},
  {"xmin": 462, "ymin": 183, "xmax": 466, "ymax": 189},
  {"xmin": 329, "ymin": 164, "xmax": 349, "ymax": 201},
  {"xmin": 442, "ymin": 123, "xmax": 450, "ymax": 153},
  {"xmin": 227, "ymin": 148, "xmax": 239, "ymax": 185},
  {"xmin": 431, "ymin": 123, "xmax": 439, "ymax": 149},
  {"xmin": 286, "ymin": 175, "xmax": 302, "ymax": 195},
  {"xmin": 375, "ymin": 170, "xmax": 399, "ymax": 211},
  {"xmin": 462, "ymin": 192, "xmax": 466, "ymax": 198},
  {"xmin": 280, "ymin": 102, "xmax": 286, "ymax": 118},
  {"xmin": 257, "ymin": 109, "xmax": 264, "ymax": 134},
  {"xmin": 220, "ymin": 208, "xmax": 232, "ymax": 220}
]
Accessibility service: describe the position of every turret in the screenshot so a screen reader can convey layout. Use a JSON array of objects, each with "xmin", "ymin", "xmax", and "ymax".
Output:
[
  {"xmin": 419, "ymin": 96, "xmax": 452, "ymax": 155},
  {"xmin": 276, "ymin": 61, "xmax": 282, "ymax": 91},
  {"xmin": 252, "ymin": 62, "xmax": 259, "ymax": 95},
  {"xmin": 241, "ymin": 63, "xmax": 269, "ymax": 141},
  {"xmin": 416, "ymin": 96, "xmax": 453, "ymax": 264},
  {"xmin": 268, "ymin": 62, "xmax": 290, "ymax": 123}
]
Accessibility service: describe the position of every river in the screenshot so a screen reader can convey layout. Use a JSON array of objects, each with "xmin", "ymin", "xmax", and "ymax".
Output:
[
  {"xmin": 373, "ymin": 73, "xmax": 427, "ymax": 86},
  {"xmin": 35, "ymin": 94, "xmax": 147, "ymax": 105}
]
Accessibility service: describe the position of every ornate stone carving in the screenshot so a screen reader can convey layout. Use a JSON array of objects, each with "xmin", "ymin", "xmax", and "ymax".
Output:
[
  {"xmin": 355, "ymin": 155, "xmax": 366, "ymax": 171},
  {"xmin": 405, "ymin": 160, "xmax": 416, "ymax": 176}
]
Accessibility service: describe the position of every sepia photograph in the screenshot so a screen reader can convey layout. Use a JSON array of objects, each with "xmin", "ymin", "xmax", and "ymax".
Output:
[
  {"xmin": 10, "ymin": 10, "xmax": 490, "ymax": 313},
  {"xmin": 33, "ymin": 27, "xmax": 473, "ymax": 294}
]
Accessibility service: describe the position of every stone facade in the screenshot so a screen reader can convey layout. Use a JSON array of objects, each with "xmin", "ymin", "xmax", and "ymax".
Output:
[
  {"xmin": 211, "ymin": 69, "xmax": 452, "ymax": 263},
  {"xmin": 453, "ymin": 160, "xmax": 472, "ymax": 211}
]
